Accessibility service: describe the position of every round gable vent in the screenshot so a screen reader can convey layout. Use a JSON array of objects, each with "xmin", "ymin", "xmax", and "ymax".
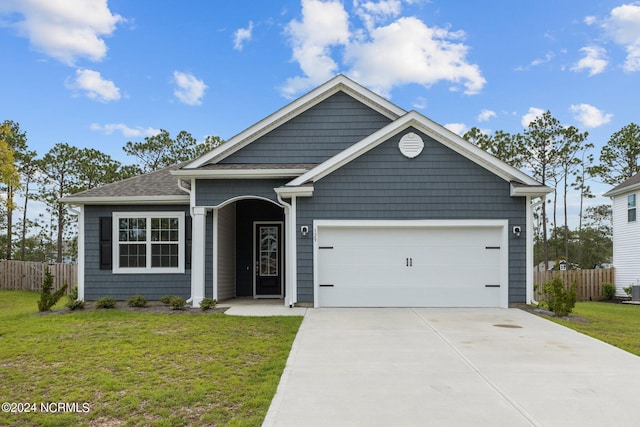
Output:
[{"xmin": 398, "ymin": 132, "xmax": 424, "ymax": 158}]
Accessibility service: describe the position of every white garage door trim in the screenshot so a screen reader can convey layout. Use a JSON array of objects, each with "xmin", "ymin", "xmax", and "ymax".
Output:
[{"xmin": 313, "ymin": 219, "xmax": 510, "ymax": 308}]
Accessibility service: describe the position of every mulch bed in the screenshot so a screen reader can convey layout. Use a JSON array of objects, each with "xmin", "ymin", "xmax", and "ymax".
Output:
[{"xmin": 34, "ymin": 301, "xmax": 228, "ymax": 316}]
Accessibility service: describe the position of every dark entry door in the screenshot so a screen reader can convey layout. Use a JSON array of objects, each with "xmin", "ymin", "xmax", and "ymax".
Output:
[{"xmin": 254, "ymin": 222, "xmax": 283, "ymax": 297}]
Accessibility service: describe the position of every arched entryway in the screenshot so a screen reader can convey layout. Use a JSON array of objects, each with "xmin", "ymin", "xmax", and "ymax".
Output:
[{"xmin": 214, "ymin": 198, "xmax": 286, "ymax": 300}]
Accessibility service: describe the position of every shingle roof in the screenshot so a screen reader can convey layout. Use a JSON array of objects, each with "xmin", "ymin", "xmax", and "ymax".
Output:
[
  {"xmin": 62, "ymin": 163, "xmax": 189, "ymax": 202},
  {"xmin": 603, "ymin": 172, "xmax": 640, "ymax": 197}
]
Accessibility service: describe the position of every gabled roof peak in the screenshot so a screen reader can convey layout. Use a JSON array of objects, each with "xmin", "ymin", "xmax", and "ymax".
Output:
[{"xmin": 184, "ymin": 74, "xmax": 406, "ymax": 169}]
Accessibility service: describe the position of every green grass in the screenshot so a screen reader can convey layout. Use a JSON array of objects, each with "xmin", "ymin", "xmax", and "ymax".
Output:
[
  {"xmin": 0, "ymin": 291, "xmax": 302, "ymax": 427},
  {"xmin": 550, "ymin": 301, "xmax": 640, "ymax": 356}
]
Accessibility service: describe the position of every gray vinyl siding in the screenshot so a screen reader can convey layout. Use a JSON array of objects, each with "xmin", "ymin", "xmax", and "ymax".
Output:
[
  {"xmin": 195, "ymin": 179, "xmax": 288, "ymax": 206},
  {"xmin": 217, "ymin": 203, "xmax": 236, "ymax": 300},
  {"xmin": 296, "ymin": 127, "xmax": 527, "ymax": 304},
  {"xmin": 220, "ymin": 92, "xmax": 393, "ymax": 164},
  {"xmin": 83, "ymin": 205, "xmax": 191, "ymax": 300}
]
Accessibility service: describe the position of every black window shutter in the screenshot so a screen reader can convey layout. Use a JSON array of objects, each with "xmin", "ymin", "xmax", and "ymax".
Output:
[
  {"xmin": 99, "ymin": 217, "xmax": 112, "ymax": 270},
  {"xmin": 185, "ymin": 215, "xmax": 192, "ymax": 269}
]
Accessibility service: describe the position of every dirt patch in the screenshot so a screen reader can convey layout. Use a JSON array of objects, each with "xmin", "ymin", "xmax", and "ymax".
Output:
[{"xmin": 34, "ymin": 300, "xmax": 228, "ymax": 316}]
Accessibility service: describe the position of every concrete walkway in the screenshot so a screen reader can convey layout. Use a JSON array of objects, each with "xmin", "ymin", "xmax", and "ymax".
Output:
[
  {"xmin": 263, "ymin": 308, "xmax": 640, "ymax": 427},
  {"xmin": 218, "ymin": 298, "xmax": 308, "ymax": 316}
]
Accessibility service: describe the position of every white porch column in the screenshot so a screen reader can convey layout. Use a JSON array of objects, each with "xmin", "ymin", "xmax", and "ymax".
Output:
[
  {"xmin": 288, "ymin": 196, "xmax": 298, "ymax": 307},
  {"xmin": 77, "ymin": 206, "xmax": 85, "ymax": 301},
  {"xmin": 191, "ymin": 207, "xmax": 207, "ymax": 308},
  {"xmin": 526, "ymin": 196, "xmax": 534, "ymax": 304}
]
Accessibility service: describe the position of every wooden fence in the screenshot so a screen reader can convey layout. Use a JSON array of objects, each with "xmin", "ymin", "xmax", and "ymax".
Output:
[
  {"xmin": 534, "ymin": 268, "xmax": 614, "ymax": 302},
  {"xmin": 0, "ymin": 261, "xmax": 77, "ymax": 293}
]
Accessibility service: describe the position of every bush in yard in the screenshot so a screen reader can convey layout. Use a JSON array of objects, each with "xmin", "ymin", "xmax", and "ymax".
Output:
[
  {"xmin": 96, "ymin": 297, "xmax": 116, "ymax": 309},
  {"xmin": 127, "ymin": 295, "xmax": 147, "ymax": 307},
  {"xmin": 37, "ymin": 267, "xmax": 68, "ymax": 312},
  {"xmin": 168, "ymin": 296, "xmax": 186, "ymax": 310},
  {"xmin": 602, "ymin": 282, "xmax": 616, "ymax": 300},
  {"xmin": 65, "ymin": 285, "xmax": 85, "ymax": 310},
  {"xmin": 543, "ymin": 277, "xmax": 577, "ymax": 317},
  {"xmin": 200, "ymin": 298, "xmax": 217, "ymax": 311},
  {"xmin": 160, "ymin": 295, "xmax": 176, "ymax": 305},
  {"xmin": 623, "ymin": 285, "xmax": 633, "ymax": 298}
]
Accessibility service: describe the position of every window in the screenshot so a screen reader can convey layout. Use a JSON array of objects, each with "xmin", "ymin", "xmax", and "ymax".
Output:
[
  {"xmin": 629, "ymin": 194, "xmax": 637, "ymax": 223},
  {"xmin": 113, "ymin": 212, "xmax": 184, "ymax": 273}
]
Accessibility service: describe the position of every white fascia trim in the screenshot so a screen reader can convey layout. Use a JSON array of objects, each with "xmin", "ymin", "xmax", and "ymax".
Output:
[
  {"xmin": 184, "ymin": 75, "xmax": 406, "ymax": 169},
  {"xmin": 510, "ymin": 184, "xmax": 554, "ymax": 197},
  {"xmin": 289, "ymin": 111, "xmax": 543, "ymax": 188},
  {"xmin": 312, "ymin": 219, "xmax": 510, "ymax": 309},
  {"xmin": 604, "ymin": 183, "xmax": 640, "ymax": 198},
  {"xmin": 274, "ymin": 185, "xmax": 314, "ymax": 198},
  {"xmin": 60, "ymin": 195, "xmax": 190, "ymax": 205},
  {"xmin": 171, "ymin": 169, "xmax": 309, "ymax": 179}
]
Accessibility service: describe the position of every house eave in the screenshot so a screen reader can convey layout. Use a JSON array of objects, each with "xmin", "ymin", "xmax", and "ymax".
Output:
[
  {"xmin": 60, "ymin": 195, "xmax": 190, "ymax": 205},
  {"xmin": 510, "ymin": 183, "xmax": 554, "ymax": 198},
  {"xmin": 274, "ymin": 185, "xmax": 314, "ymax": 198},
  {"xmin": 603, "ymin": 182, "xmax": 640, "ymax": 198},
  {"xmin": 171, "ymin": 169, "xmax": 309, "ymax": 179}
]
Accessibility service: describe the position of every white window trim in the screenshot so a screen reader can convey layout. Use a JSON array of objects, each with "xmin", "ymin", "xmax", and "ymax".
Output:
[
  {"xmin": 112, "ymin": 212, "xmax": 185, "ymax": 274},
  {"xmin": 628, "ymin": 194, "xmax": 637, "ymax": 223}
]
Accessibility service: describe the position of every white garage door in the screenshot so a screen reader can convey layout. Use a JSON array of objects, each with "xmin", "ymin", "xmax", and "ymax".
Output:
[{"xmin": 315, "ymin": 221, "xmax": 508, "ymax": 308}]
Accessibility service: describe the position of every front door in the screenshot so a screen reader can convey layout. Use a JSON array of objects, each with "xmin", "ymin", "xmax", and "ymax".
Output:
[{"xmin": 254, "ymin": 222, "xmax": 283, "ymax": 297}]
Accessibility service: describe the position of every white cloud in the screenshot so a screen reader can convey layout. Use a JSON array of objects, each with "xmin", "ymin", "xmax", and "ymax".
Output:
[
  {"xmin": 281, "ymin": 0, "xmax": 485, "ymax": 98},
  {"xmin": 444, "ymin": 123, "xmax": 468, "ymax": 136},
  {"xmin": 603, "ymin": 3, "xmax": 640, "ymax": 71},
  {"xmin": 173, "ymin": 71, "xmax": 207, "ymax": 106},
  {"xmin": 584, "ymin": 16, "xmax": 598, "ymax": 26},
  {"xmin": 0, "ymin": 0, "xmax": 123, "ymax": 65},
  {"xmin": 281, "ymin": 0, "xmax": 350, "ymax": 97},
  {"xmin": 569, "ymin": 103, "xmax": 613, "ymax": 128},
  {"xmin": 521, "ymin": 107, "xmax": 545, "ymax": 128},
  {"xmin": 66, "ymin": 68, "xmax": 121, "ymax": 102},
  {"xmin": 354, "ymin": 0, "xmax": 402, "ymax": 31},
  {"xmin": 345, "ymin": 17, "xmax": 485, "ymax": 97},
  {"xmin": 571, "ymin": 46, "xmax": 608, "ymax": 76},
  {"xmin": 233, "ymin": 21, "xmax": 254, "ymax": 51},
  {"xmin": 477, "ymin": 109, "xmax": 496, "ymax": 122},
  {"xmin": 90, "ymin": 123, "xmax": 160, "ymax": 138}
]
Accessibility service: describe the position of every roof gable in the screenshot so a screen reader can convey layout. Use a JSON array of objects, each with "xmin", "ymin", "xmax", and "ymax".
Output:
[
  {"xmin": 603, "ymin": 172, "xmax": 640, "ymax": 197},
  {"xmin": 288, "ymin": 111, "xmax": 549, "ymax": 195},
  {"xmin": 184, "ymin": 75, "xmax": 406, "ymax": 169}
]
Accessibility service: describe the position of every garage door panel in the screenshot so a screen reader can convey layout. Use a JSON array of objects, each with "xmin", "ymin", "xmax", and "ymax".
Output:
[{"xmin": 316, "ymin": 224, "xmax": 506, "ymax": 308}]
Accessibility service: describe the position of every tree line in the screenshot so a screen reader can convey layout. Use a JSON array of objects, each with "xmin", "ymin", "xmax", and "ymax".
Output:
[
  {"xmin": 464, "ymin": 113, "xmax": 639, "ymax": 270},
  {"xmin": 0, "ymin": 120, "xmax": 223, "ymax": 263},
  {"xmin": 2, "ymin": 116, "xmax": 638, "ymax": 269}
]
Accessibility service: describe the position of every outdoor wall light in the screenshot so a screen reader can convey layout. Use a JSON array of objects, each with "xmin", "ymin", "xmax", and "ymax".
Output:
[
  {"xmin": 512, "ymin": 226, "xmax": 521, "ymax": 237},
  {"xmin": 300, "ymin": 226, "xmax": 309, "ymax": 236}
]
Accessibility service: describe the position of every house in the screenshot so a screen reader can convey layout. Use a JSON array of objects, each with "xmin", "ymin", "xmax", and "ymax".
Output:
[
  {"xmin": 62, "ymin": 75, "xmax": 551, "ymax": 308},
  {"xmin": 604, "ymin": 173, "xmax": 640, "ymax": 293}
]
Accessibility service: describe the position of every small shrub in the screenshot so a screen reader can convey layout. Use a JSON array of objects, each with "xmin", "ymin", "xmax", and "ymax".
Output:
[
  {"xmin": 200, "ymin": 298, "xmax": 217, "ymax": 311},
  {"xmin": 160, "ymin": 295, "xmax": 176, "ymax": 305},
  {"xmin": 127, "ymin": 295, "xmax": 147, "ymax": 307},
  {"xmin": 37, "ymin": 267, "xmax": 68, "ymax": 312},
  {"xmin": 623, "ymin": 285, "xmax": 633, "ymax": 297},
  {"xmin": 69, "ymin": 285, "xmax": 79, "ymax": 301},
  {"xmin": 602, "ymin": 282, "xmax": 616, "ymax": 300},
  {"xmin": 168, "ymin": 296, "xmax": 186, "ymax": 310},
  {"xmin": 96, "ymin": 297, "xmax": 116, "ymax": 309},
  {"xmin": 66, "ymin": 299, "xmax": 85, "ymax": 310},
  {"xmin": 543, "ymin": 277, "xmax": 576, "ymax": 317}
]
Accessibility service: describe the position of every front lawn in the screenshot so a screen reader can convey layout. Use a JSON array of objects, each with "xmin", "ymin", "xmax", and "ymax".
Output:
[
  {"xmin": 550, "ymin": 301, "xmax": 640, "ymax": 356},
  {"xmin": 0, "ymin": 291, "xmax": 302, "ymax": 427}
]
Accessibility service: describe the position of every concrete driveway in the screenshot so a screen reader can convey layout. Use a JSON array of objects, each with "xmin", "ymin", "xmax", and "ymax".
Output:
[{"xmin": 263, "ymin": 308, "xmax": 640, "ymax": 427}]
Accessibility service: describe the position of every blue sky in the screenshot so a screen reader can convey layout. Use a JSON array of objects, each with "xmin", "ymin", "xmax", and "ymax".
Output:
[{"xmin": 1, "ymin": 0, "xmax": 639, "ymax": 227}]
